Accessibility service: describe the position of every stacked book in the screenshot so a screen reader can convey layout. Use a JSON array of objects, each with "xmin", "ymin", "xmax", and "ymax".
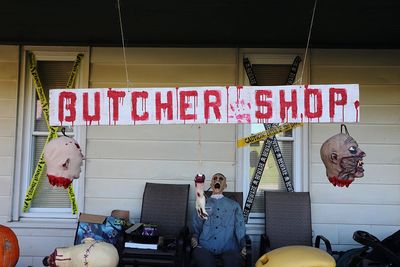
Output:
[
  {"xmin": 124, "ymin": 223, "xmax": 160, "ymax": 250},
  {"xmin": 125, "ymin": 240, "xmax": 158, "ymax": 250}
]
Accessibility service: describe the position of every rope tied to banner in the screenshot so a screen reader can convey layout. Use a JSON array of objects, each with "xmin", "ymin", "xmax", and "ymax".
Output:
[
  {"xmin": 23, "ymin": 53, "xmax": 84, "ymax": 214},
  {"xmin": 117, "ymin": 0, "xmax": 131, "ymax": 87}
]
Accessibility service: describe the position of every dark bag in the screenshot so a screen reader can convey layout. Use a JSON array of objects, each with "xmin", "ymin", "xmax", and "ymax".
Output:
[{"xmin": 336, "ymin": 230, "xmax": 400, "ymax": 267}]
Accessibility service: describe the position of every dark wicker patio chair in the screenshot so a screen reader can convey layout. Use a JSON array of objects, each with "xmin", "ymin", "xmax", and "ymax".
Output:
[
  {"xmin": 120, "ymin": 182, "xmax": 190, "ymax": 267},
  {"xmin": 260, "ymin": 191, "xmax": 332, "ymax": 257}
]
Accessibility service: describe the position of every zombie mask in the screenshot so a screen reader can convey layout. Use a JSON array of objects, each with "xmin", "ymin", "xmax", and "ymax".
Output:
[
  {"xmin": 210, "ymin": 173, "xmax": 227, "ymax": 194},
  {"xmin": 44, "ymin": 136, "xmax": 84, "ymax": 188},
  {"xmin": 320, "ymin": 125, "xmax": 366, "ymax": 187}
]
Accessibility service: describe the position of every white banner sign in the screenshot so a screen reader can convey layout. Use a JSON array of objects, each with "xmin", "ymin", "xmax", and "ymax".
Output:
[{"xmin": 49, "ymin": 84, "xmax": 360, "ymax": 126}]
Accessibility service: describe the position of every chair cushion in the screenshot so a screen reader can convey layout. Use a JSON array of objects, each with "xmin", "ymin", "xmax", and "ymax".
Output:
[{"xmin": 255, "ymin": 245, "xmax": 336, "ymax": 267}]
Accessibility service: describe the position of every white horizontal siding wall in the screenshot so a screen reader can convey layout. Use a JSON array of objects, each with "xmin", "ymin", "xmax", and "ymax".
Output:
[
  {"xmin": 310, "ymin": 49, "xmax": 400, "ymax": 251},
  {"xmin": 86, "ymin": 48, "xmax": 238, "ymax": 223},
  {"xmin": 13, "ymin": 225, "xmax": 77, "ymax": 267},
  {"xmin": 0, "ymin": 45, "xmax": 19, "ymax": 224}
]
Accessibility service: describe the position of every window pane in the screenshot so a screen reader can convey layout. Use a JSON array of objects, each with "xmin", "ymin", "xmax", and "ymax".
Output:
[
  {"xmin": 34, "ymin": 61, "xmax": 74, "ymax": 132},
  {"xmin": 252, "ymin": 64, "xmax": 291, "ymax": 86},
  {"xmin": 249, "ymin": 140, "xmax": 293, "ymax": 213},
  {"xmin": 30, "ymin": 60, "xmax": 75, "ymax": 209},
  {"xmin": 247, "ymin": 63, "xmax": 294, "ymax": 214}
]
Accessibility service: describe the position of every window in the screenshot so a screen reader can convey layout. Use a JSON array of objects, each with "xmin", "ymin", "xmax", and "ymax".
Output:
[
  {"xmin": 13, "ymin": 47, "xmax": 89, "ymax": 219},
  {"xmin": 238, "ymin": 53, "xmax": 308, "ymax": 223}
]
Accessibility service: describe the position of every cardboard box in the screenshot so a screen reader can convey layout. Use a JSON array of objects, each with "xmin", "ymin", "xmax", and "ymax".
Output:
[{"xmin": 74, "ymin": 213, "xmax": 125, "ymax": 246}]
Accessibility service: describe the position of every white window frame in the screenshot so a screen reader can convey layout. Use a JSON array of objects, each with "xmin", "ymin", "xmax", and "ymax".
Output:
[
  {"xmin": 12, "ymin": 46, "xmax": 89, "ymax": 221},
  {"xmin": 236, "ymin": 52, "xmax": 310, "ymax": 225}
]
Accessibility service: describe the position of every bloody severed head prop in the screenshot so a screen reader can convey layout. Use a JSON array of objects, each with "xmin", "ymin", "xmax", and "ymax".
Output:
[
  {"xmin": 320, "ymin": 125, "xmax": 366, "ymax": 187},
  {"xmin": 44, "ymin": 136, "xmax": 84, "ymax": 188}
]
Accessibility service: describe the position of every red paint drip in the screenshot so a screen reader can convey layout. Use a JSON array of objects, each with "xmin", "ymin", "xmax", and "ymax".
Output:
[
  {"xmin": 194, "ymin": 95, "xmax": 198, "ymax": 122},
  {"xmin": 236, "ymin": 86, "xmax": 243, "ymax": 106},
  {"xmin": 108, "ymin": 94, "xmax": 111, "ymax": 125},
  {"xmin": 83, "ymin": 92, "xmax": 100, "ymax": 126},
  {"xmin": 175, "ymin": 87, "xmax": 179, "ymax": 120},
  {"xmin": 226, "ymin": 86, "xmax": 229, "ymax": 123},
  {"xmin": 354, "ymin": 100, "xmax": 360, "ymax": 122},
  {"xmin": 107, "ymin": 88, "xmax": 126, "ymax": 125},
  {"xmin": 329, "ymin": 88, "xmax": 347, "ymax": 122},
  {"xmin": 58, "ymin": 91, "xmax": 77, "ymax": 125},
  {"xmin": 131, "ymin": 91, "xmax": 149, "ymax": 124}
]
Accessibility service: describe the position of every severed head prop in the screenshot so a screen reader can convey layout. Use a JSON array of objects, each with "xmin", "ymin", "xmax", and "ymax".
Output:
[
  {"xmin": 320, "ymin": 124, "xmax": 366, "ymax": 187},
  {"xmin": 44, "ymin": 135, "xmax": 84, "ymax": 188}
]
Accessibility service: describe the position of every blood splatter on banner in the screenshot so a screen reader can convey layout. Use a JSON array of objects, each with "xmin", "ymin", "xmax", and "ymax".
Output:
[{"xmin": 49, "ymin": 84, "xmax": 360, "ymax": 126}]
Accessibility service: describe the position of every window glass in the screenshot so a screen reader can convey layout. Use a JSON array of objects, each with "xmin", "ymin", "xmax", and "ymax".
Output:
[
  {"xmin": 30, "ymin": 60, "xmax": 75, "ymax": 209},
  {"xmin": 246, "ymin": 63, "xmax": 294, "ymax": 214}
]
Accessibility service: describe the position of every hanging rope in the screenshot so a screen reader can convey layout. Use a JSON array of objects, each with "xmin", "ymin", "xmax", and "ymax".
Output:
[
  {"xmin": 297, "ymin": 0, "xmax": 318, "ymax": 85},
  {"xmin": 117, "ymin": 0, "xmax": 130, "ymax": 87}
]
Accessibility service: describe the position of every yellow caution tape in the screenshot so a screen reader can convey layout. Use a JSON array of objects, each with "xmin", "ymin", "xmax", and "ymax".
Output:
[
  {"xmin": 23, "ymin": 53, "xmax": 83, "ymax": 214},
  {"xmin": 237, "ymin": 123, "xmax": 304, "ymax": 147},
  {"xmin": 66, "ymin": 54, "xmax": 84, "ymax": 89},
  {"xmin": 68, "ymin": 184, "xmax": 78, "ymax": 215}
]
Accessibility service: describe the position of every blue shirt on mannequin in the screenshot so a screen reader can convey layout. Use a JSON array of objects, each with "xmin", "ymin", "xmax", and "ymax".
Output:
[{"xmin": 192, "ymin": 195, "xmax": 246, "ymax": 255}]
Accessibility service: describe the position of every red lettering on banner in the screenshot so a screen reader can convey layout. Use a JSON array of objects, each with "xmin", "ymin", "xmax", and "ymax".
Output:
[
  {"xmin": 131, "ymin": 91, "xmax": 149, "ymax": 122},
  {"xmin": 329, "ymin": 88, "xmax": 347, "ymax": 121},
  {"xmin": 255, "ymin": 90, "xmax": 273, "ymax": 120},
  {"xmin": 58, "ymin": 91, "xmax": 76, "ymax": 125},
  {"xmin": 156, "ymin": 91, "xmax": 173, "ymax": 121},
  {"xmin": 83, "ymin": 92, "xmax": 101, "ymax": 125},
  {"xmin": 304, "ymin": 88, "xmax": 322, "ymax": 119},
  {"xmin": 179, "ymin": 91, "xmax": 198, "ymax": 121},
  {"xmin": 107, "ymin": 89, "xmax": 126, "ymax": 125},
  {"xmin": 204, "ymin": 90, "xmax": 222, "ymax": 122},
  {"xmin": 279, "ymin": 89, "xmax": 298, "ymax": 122}
]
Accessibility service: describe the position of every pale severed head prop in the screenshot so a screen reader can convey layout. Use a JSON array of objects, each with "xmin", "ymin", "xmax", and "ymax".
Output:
[
  {"xmin": 44, "ymin": 136, "xmax": 84, "ymax": 188},
  {"xmin": 320, "ymin": 125, "xmax": 366, "ymax": 187},
  {"xmin": 210, "ymin": 173, "xmax": 227, "ymax": 194}
]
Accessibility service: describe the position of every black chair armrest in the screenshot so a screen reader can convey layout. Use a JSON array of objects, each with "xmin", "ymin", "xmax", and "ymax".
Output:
[
  {"xmin": 259, "ymin": 233, "xmax": 271, "ymax": 257},
  {"xmin": 245, "ymin": 234, "xmax": 252, "ymax": 267},
  {"xmin": 315, "ymin": 235, "xmax": 333, "ymax": 255}
]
